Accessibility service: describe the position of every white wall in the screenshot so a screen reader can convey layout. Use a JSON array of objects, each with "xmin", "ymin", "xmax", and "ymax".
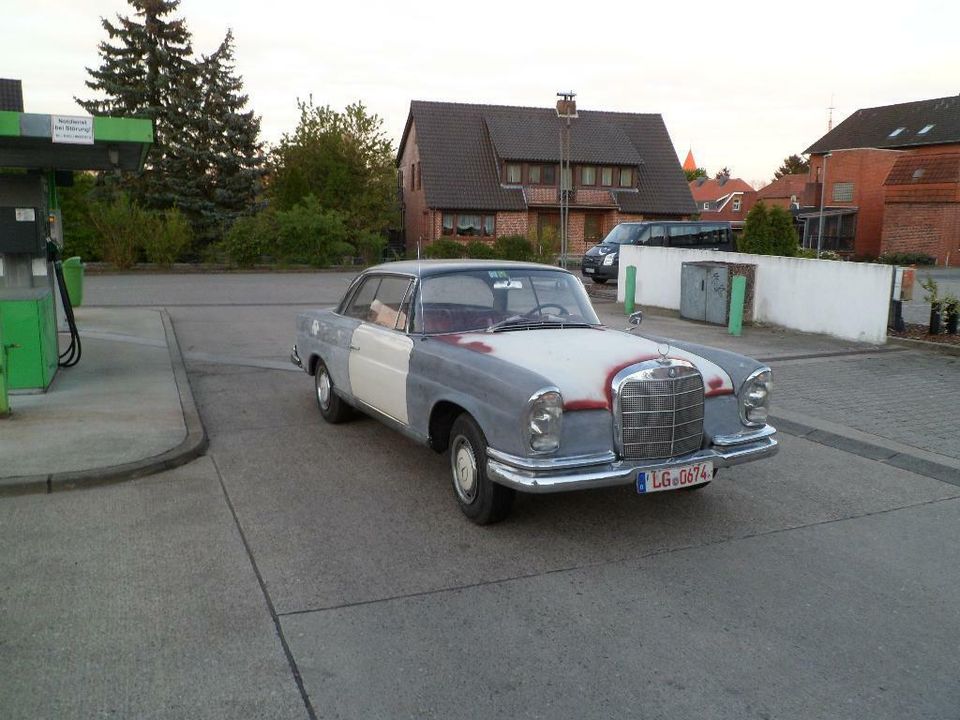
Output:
[{"xmin": 617, "ymin": 247, "xmax": 894, "ymax": 343}]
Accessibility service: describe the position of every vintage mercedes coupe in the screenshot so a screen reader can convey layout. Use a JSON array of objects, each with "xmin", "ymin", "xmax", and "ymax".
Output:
[{"xmin": 292, "ymin": 260, "xmax": 778, "ymax": 524}]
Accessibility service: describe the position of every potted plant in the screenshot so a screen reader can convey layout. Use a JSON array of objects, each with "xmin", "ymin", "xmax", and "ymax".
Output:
[
  {"xmin": 921, "ymin": 276, "xmax": 941, "ymax": 335},
  {"xmin": 942, "ymin": 293, "xmax": 960, "ymax": 335}
]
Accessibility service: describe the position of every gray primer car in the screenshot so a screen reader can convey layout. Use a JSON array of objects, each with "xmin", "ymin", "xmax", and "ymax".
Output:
[{"xmin": 292, "ymin": 260, "xmax": 778, "ymax": 524}]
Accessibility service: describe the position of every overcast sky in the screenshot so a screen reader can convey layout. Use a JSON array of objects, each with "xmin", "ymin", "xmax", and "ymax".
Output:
[{"xmin": 4, "ymin": 0, "xmax": 958, "ymax": 187}]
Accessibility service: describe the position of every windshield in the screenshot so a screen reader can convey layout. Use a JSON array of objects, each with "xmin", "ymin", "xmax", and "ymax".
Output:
[
  {"xmin": 412, "ymin": 269, "xmax": 601, "ymax": 334},
  {"xmin": 601, "ymin": 224, "xmax": 646, "ymax": 245}
]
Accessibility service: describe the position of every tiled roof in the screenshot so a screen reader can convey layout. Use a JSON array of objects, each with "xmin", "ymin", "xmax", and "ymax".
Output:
[
  {"xmin": 688, "ymin": 177, "xmax": 754, "ymax": 202},
  {"xmin": 682, "ymin": 149, "xmax": 697, "ymax": 172},
  {"xmin": 884, "ymin": 154, "xmax": 960, "ymax": 186},
  {"xmin": 805, "ymin": 95, "xmax": 960, "ymax": 154},
  {"xmin": 401, "ymin": 101, "xmax": 694, "ymax": 215},
  {"xmin": 756, "ymin": 173, "xmax": 808, "ymax": 199}
]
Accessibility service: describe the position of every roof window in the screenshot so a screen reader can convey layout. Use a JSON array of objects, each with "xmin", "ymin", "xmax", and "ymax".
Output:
[
  {"xmin": 912, "ymin": 168, "xmax": 925, "ymax": 180},
  {"xmin": 917, "ymin": 124, "xmax": 935, "ymax": 135},
  {"xmin": 888, "ymin": 127, "xmax": 906, "ymax": 137}
]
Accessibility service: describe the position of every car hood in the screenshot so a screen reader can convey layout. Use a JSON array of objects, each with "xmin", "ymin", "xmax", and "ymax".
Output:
[{"xmin": 436, "ymin": 327, "xmax": 734, "ymax": 411}]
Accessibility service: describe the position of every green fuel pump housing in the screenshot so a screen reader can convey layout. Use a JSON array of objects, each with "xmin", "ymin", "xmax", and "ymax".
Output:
[{"xmin": 0, "ymin": 172, "xmax": 59, "ymax": 391}]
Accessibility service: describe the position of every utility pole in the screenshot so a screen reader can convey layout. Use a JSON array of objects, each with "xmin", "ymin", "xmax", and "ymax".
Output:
[{"xmin": 556, "ymin": 91, "xmax": 577, "ymax": 267}]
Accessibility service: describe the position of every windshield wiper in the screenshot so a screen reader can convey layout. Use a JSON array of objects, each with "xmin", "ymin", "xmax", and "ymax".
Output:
[{"xmin": 487, "ymin": 315, "xmax": 594, "ymax": 333}]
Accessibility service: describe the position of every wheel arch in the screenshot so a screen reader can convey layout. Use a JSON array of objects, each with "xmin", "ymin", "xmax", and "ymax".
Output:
[{"xmin": 428, "ymin": 400, "xmax": 468, "ymax": 453}]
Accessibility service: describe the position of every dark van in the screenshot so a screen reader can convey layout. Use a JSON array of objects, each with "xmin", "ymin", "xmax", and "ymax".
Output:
[{"xmin": 580, "ymin": 221, "xmax": 734, "ymax": 283}]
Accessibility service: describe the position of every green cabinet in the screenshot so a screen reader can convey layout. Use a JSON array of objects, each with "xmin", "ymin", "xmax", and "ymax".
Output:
[{"xmin": 0, "ymin": 288, "xmax": 58, "ymax": 390}]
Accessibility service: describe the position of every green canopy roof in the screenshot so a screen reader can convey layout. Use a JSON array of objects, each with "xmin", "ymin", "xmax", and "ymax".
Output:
[{"xmin": 0, "ymin": 111, "xmax": 152, "ymax": 171}]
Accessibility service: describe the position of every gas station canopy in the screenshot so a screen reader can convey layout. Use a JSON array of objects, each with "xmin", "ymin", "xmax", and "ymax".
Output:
[{"xmin": 0, "ymin": 111, "xmax": 153, "ymax": 171}]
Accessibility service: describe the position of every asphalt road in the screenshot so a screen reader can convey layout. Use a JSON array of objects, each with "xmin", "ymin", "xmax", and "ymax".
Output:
[{"xmin": 4, "ymin": 271, "xmax": 959, "ymax": 720}]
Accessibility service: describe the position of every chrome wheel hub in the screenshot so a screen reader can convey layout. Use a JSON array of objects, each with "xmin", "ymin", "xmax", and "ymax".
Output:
[
  {"xmin": 317, "ymin": 370, "xmax": 331, "ymax": 409},
  {"xmin": 451, "ymin": 436, "xmax": 478, "ymax": 503}
]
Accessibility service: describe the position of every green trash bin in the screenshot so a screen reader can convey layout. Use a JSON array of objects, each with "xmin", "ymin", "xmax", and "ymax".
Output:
[{"xmin": 62, "ymin": 256, "xmax": 84, "ymax": 308}]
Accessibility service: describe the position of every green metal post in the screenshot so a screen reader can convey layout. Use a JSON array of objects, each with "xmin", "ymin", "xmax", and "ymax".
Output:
[
  {"xmin": 625, "ymin": 265, "xmax": 637, "ymax": 315},
  {"xmin": 1, "ymin": 313, "xmax": 11, "ymax": 417},
  {"xmin": 728, "ymin": 275, "xmax": 747, "ymax": 336}
]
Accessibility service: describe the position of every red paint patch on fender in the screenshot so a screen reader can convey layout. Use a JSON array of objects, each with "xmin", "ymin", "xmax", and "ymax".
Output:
[
  {"xmin": 563, "ymin": 399, "xmax": 609, "ymax": 411},
  {"xmin": 704, "ymin": 376, "xmax": 734, "ymax": 397},
  {"xmin": 435, "ymin": 334, "xmax": 493, "ymax": 354},
  {"xmin": 601, "ymin": 356, "xmax": 659, "ymax": 409}
]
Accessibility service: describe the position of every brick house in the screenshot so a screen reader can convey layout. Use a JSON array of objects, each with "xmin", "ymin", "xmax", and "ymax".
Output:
[
  {"xmin": 803, "ymin": 95, "xmax": 960, "ymax": 264},
  {"xmin": 396, "ymin": 101, "xmax": 695, "ymax": 256},
  {"xmin": 754, "ymin": 174, "xmax": 810, "ymax": 209},
  {"xmin": 688, "ymin": 176, "xmax": 755, "ymax": 225}
]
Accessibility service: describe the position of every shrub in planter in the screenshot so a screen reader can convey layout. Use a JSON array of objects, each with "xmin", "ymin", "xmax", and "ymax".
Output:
[
  {"xmin": 921, "ymin": 276, "xmax": 942, "ymax": 334},
  {"xmin": 465, "ymin": 240, "xmax": 497, "ymax": 259},
  {"xmin": 942, "ymin": 294, "xmax": 960, "ymax": 335},
  {"xmin": 424, "ymin": 238, "xmax": 466, "ymax": 259},
  {"xmin": 493, "ymin": 234, "xmax": 534, "ymax": 261},
  {"xmin": 878, "ymin": 252, "xmax": 937, "ymax": 266}
]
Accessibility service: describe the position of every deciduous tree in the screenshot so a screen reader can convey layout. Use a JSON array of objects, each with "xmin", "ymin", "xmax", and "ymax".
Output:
[{"xmin": 774, "ymin": 154, "xmax": 810, "ymax": 179}]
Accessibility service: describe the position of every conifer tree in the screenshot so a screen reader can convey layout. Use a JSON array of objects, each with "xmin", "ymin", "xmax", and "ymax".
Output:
[{"xmin": 76, "ymin": 0, "xmax": 195, "ymax": 211}]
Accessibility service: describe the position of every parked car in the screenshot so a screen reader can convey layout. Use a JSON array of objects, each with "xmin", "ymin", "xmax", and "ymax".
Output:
[
  {"xmin": 581, "ymin": 221, "xmax": 734, "ymax": 283},
  {"xmin": 292, "ymin": 260, "xmax": 777, "ymax": 524}
]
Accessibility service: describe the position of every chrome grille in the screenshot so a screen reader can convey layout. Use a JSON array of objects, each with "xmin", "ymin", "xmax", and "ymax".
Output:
[{"xmin": 616, "ymin": 364, "xmax": 704, "ymax": 460}]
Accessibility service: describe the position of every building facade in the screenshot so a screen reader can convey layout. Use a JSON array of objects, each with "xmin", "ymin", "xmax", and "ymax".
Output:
[{"xmin": 397, "ymin": 101, "xmax": 695, "ymax": 257}]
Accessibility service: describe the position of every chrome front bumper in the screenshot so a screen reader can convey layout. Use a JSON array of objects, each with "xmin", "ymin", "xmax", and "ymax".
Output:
[
  {"xmin": 290, "ymin": 344, "xmax": 304, "ymax": 370},
  {"xmin": 486, "ymin": 425, "xmax": 779, "ymax": 494}
]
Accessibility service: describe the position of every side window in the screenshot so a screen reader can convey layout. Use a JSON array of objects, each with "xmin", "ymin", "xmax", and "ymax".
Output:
[
  {"xmin": 668, "ymin": 225, "xmax": 697, "ymax": 247},
  {"xmin": 368, "ymin": 276, "xmax": 414, "ymax": 330},
  {"xmin": 344, "ymin": 277, "xmax": 380, "ymax": 319},
  {"xmin": 648, "ymin": 225, "xmax": 666, "ymax": 246}
]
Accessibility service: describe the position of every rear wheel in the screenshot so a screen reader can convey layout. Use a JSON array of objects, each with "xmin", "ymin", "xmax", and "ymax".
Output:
[
  {"xmin": 314, "ymin": 360, "xmax": 351, "ymax": 423},
  {"xmin": 449, "ymin": 414, "xmax": 515, "ymax": 524}
]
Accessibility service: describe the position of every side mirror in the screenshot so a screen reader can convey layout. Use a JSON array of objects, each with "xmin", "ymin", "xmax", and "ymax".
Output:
[{"xmin": 628, "ymin": 311, "xmax": 643, "ymax": 326}]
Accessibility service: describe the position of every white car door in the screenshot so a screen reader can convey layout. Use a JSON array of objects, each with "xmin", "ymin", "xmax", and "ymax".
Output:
[{"xmin": 345, "ymin": 275, "xmax": 415, "ymax": 424}]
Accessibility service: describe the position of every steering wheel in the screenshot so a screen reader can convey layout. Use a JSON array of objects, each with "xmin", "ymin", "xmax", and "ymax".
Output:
[{"xmin": 525, "ymin": 303, "xmax": 569, "ymax": 318}]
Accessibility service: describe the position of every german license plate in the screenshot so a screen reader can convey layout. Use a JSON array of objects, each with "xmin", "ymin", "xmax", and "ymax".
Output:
[
  {"xmin": 584, "ymin": 267, "xmax": 595, "ymax": 273},
  {"xmin": 637, "ymin": 461, "xmax": 712, "ymax": 494}
]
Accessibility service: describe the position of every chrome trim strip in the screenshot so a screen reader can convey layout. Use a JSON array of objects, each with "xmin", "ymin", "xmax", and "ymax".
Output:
[{"xmin": 487, "ymin": 435, "xmax": 779, "ymax": 494}]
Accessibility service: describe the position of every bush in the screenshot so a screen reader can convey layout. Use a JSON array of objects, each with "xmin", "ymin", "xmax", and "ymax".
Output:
[
  {"xmin": 530, "ymin": 225, "xmax": 559, "ymax": 262},
  {"xmin": 353, "ymin": 229, "xmax": 388, "ymax": 265},
  {"xmin": 223, "ymin": 213, "xmax": 268, "ymax": 267},
  {"xmin": 424, "ymin": 238, "xmax": 466, "ymax": 259},
  {"xmin": 59, "ymin": 172, "xmax": 102, "ymax": 261},
  {"xmin": 465, "ymin": 240, "xmax": 497, "ymax": 259},
  {"xmin": 877, "ymin": 252, "xmax": 936, "ymax": 266},
  {"xmin": 88, "ymin": 194, "xmax": 150, "ymax": 269},
  {"xmin": 493, "ymin": 234, "xmax": 534, "ymax": 261},
  {"xmin": 274, "ymin": 196, "xmax": 353, "ymax": 266},
  {"xmin": 144, "ymin": 208, "xmax": 192, "ymax": 266}
]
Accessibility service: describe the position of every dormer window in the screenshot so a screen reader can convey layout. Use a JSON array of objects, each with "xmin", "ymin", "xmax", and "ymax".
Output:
[
  {"xmin": 918, "ymin": 124, "xmax": 935, "ymax": 135},
  {"xmin": 619, "ymin": 167, "xmax": 633, "ymax": 187},
  {"xmin": 888, "ymin": 127, "xmax": 906, "ymax": 138},
  {"xmin": 581, "ymin": 166, "xmax": 597, "ymax": 186},
  {"xmin": 505, "ymin": 163, "xmax": 522, "ymax": 184}
]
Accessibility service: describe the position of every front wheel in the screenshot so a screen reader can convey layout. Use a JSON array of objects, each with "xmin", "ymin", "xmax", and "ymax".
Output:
[
  {"xmin": 314, "ymin": 360, "xmax": 351, "ymax": 423},
  {"xmin": 449, "ymin": 414, "xmax": 515, "ymax": 524}
]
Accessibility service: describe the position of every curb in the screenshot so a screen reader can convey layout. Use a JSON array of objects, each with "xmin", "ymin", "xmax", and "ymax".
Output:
[
  {"xmin": 0, "ymin": 309, "xmax": 208, "ymax": 496},
  {"xmin": 887, "ymin": 336, "xmax": 960, "ymax": 357}
]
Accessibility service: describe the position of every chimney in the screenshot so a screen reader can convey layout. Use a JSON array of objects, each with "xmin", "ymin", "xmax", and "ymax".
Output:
[{"xmin": 0, "ymin": 79, "xmax": 24, "ymax": 112}]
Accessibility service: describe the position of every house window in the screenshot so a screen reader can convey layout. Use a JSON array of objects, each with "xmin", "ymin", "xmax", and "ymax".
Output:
[
  {"xmin": 601, "ymin": 167, "xmax": 613, "ymax": 186},
  {"xmin": 398, "ymin": 169, "xmax": 404, "ymax": 189},
  {"xmin": 584, "ymin": 214, "xmax": 602, "ymax": 241},
  {"xmin": 506, "ymin": 163, "xmax": 522, "ymax": 184},
  {"xmin": 619, "ymin": 167, "xmax": 633, "ymax": 187},
  {"xmin": 888, "ymin": 127, "xmax": 906, "ymax": 138},
  {"xmin": 702, "ymin": 201, "xmax": 710, "ymax": 210},
  {"xmin": 442, "ymin": 212, "xmax": 496, "ymax": 237},
  {"xmin": 542, "ymin": 164, "xmax": 556, "ymax": 185},
  {"xmin": 528, "ymin": 165, "xmax": 541, "ymax": 184},
  {"xmin": 561, "ymin": 167, "xmax": 573, "ymax": 191},
  {"xmin": 415, "ymin": 163, "xmax": 421, "ymax": 190},
  {"xmin": 918, "ymin": 124, "xmax": 935, "ymax": 135},
  {"xmin": 581, "ymin": 166, "xmax": 597, "ymax": 186},
  {"xmin": 832, "ymin": 182, "xmax": 854, "ymax": 202},
  {"xmin": 732, "ymin": 197, "xmax": 741, "ymax": 211},
  {"xmin": 410, "ymin": 164, "xmax": 416, "ymax": 190}
]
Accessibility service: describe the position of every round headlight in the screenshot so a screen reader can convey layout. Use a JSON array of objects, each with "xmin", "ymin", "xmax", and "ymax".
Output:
[{"xmin": 740, "ymin": 368, "xmax": 772, "ymax": 426}]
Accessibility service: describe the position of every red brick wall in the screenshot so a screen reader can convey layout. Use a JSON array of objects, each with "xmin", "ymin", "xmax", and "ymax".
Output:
[
  {"xmin": 808, "ymin": 149, "xmax": 902, "ymax": 257},
  {"xmin": 881, "ymin": 202, "xmax": 960, "ymax": 266},
  {"xmin": 398, "ymin": 121, "xmax": 428, "ymax": 254}
]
